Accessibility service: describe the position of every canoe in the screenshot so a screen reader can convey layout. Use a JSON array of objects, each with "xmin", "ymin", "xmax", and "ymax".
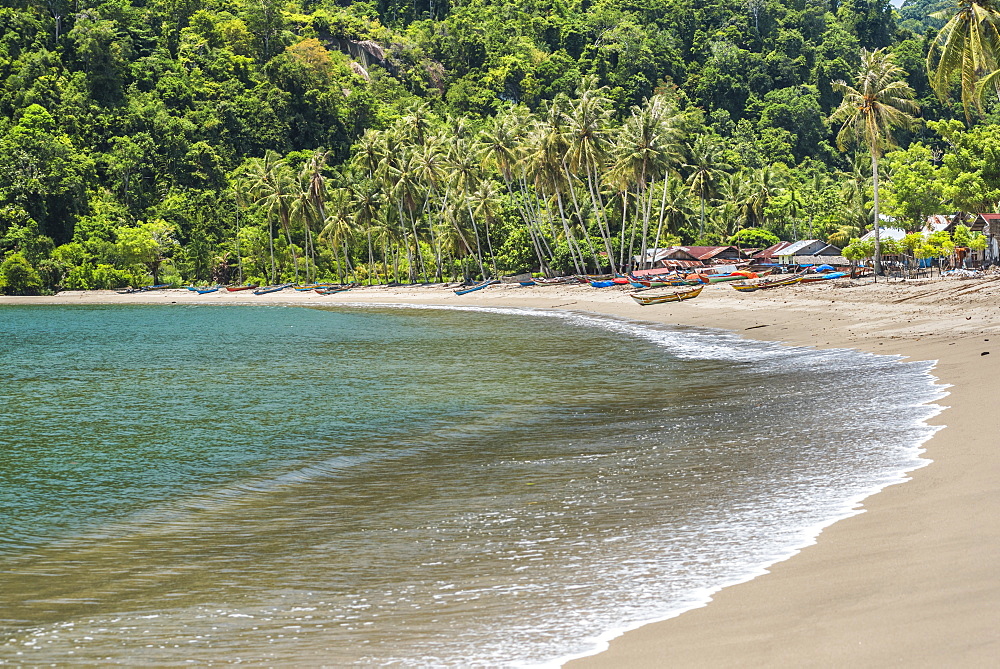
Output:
[
  {"xmin": 315, "ymin": 287, "xmax": 352, "ymax": 295},
  {"xmin": 226, "ymin": 285, "xmax": 259, "ymax": 291},
  {"xmin": 731, "ymin": 273, "xmax": 804, "ymax": 292},
  {"xmin": 590, "ymin": 280, "xmax": 616, "ymax": 288},
  {"xmin": 253, "ymin": 284, "xmax": 291, "ymax": 295},
  {"xmin": 454, "ymin": 279, "xmax": 499, "ymax": 295},
  {"xmin": 519, "ymin": 280, "xmax": 536, "ymax": 286},
  {"xmin": 140, "ymin": 284, "xmax": 170, "ymax": 291},
  {"xmin": 798, "ymin": 272, "xmax": 848, "ymax": 283},
  {"xmin": 630, "ymin": 285, "xmax": 704, "ymax": 305},
  {"xmin": 196, "ymin": 286, "xmax": 219, "ymax": 294},
  {"xmin": 705, "ymin": 274, "xmax": 747, "ymax": 283}
]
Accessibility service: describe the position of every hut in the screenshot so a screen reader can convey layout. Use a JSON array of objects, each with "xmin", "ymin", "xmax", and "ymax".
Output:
[
  {"xmin": 946, "ymin": 213, "xmax": 1000, "ymax": 265},
  {"xmin": 776, "ymin": 240, "xmax": 845, "ymax": 266}
]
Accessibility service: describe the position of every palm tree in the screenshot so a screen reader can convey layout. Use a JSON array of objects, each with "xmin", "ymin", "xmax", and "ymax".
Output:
[
  {"xmin": 610, "ymin": 96, "xmax": 684, "ymax": 270},
  {"xmin": 831, "ymin": 48, "xmax": 919, "ymax": 274},
  {"xmin": 239, "ymin": 150, "xmax": 300, "ymax": 283},
  {"xmin": 685, "ymin": 134, "xmax": 730, "ymax": 240},
  {"xmin": 926, "ymin": 0, "xmax": 1000, "ymax": 119}
]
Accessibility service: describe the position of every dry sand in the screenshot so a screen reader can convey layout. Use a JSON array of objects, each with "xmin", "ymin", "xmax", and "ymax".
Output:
[{"xmin": 5, "ymin": 276, "xmax": 1000, "ymax": 666}]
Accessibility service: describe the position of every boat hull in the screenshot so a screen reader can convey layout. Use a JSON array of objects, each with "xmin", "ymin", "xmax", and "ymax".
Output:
[{"xmin": 630, "ymin": 285, "xmax": 704, "ymax": 305}]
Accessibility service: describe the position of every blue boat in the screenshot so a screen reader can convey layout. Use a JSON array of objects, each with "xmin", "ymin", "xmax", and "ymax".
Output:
[
  {"xmin": 140, "ymin": 284, "xmax": 170, "ymax": 291},
  {"xmin": 590, "ymin": 280, "xmax": 615, "ymax": 288},
  {"xmin": 253, "ymin": 283, "xmax": 292, "ymax": 295},
  {"xmin": 196, "ymin": 286, "xmax": 219, "ymax": 294},
  {"xmin": 454, "ymin": 280, "xmax": 498, "ymax": 295}
]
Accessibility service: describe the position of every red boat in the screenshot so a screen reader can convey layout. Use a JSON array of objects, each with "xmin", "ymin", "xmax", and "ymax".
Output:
[{"xmin": 226, "ymin": 285, "xmax": 259, "ymax": 292}]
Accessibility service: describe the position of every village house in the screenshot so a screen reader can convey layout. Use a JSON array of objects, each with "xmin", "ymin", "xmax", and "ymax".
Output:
[
  {"xmin": 775, "ymin": 239, "xmax": 846, "ymax": 266},
  {"xmin": 946, "ymin": 213, "xmax": 1000, "ymax": 265}
]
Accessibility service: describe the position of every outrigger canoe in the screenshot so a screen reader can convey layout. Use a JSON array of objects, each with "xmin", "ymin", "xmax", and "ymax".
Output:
[
  {"xmin": 226, "ymin": 285, "xmax": 259, "ymax": 291},
  {"xmin": 798, "ymin": 271, "xmax": 847, "ymax": 283},
  {"xmin": 731, "ymin": 273, "xmax": 805, "ymax": 292},
  {"xmin": 630, "ymin": 285, "xmax": 704, "ymax": 305},
  {"xmin": 196, "ymin": 286, "xmax": 220, "ymax": 294},
  {"xmin": 253, "ymin": 284, "xmax": 292, "ymax": 295},
  {"xmin": 454, "ymin": 279, "xmax": 498, "ymax": 295},
  {"xmin": 315, "ymin": 286, "xmax": 353, "ymax": 295}
]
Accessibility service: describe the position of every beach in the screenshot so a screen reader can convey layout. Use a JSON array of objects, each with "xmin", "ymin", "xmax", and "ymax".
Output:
[{"xmin": 5, "ymin": 277, "xmax": 1000, "ymax": 666}]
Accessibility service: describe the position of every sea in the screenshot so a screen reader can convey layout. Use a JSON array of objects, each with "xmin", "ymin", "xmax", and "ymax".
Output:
[{"xmin": 0, "ymin": 303, "xmax": 945, "ymax": 666}]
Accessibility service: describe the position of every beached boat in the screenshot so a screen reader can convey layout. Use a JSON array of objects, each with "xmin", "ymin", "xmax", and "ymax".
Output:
[
  {"xmin": 630, "ymin": 285, "xmax": 704, "ymax": 305},
  {"xmin": 519, "ymin": 280, "xmax": 536, "ymax": 286},
  {"xmin": 226, "ymin": 285, "xmax": 259, "ymax": 291},
  {"xmin": 140, "ymin": 284, "xmax": 170, "ymax": 291},
  {"xmin": 731, "ymin": 273, "xmax": 804, "ymax": 292},
  {"xmin": 454, "ymin": 279, "xmax": 499, "ymax": 295},
  {"xmin": 196, "ymin": 286, "xmax": 220, "ymax": 294},
  {"xmin": 253, "ymin": 284, "xmax": 291, "ymax": 295},
  {"xmin": 590, "ymin": 280, "xmax": 616, "ymax": 288},
  {"xmin": 798, "ymin": 271, "xmax": 848, "ymax": 283},
  {"xmin": 315, "ymin": 286, "xmax": 353, "ymax": 295}
]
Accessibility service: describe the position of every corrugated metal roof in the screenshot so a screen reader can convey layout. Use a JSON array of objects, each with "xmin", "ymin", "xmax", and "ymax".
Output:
[
  {"xmin": 752, "ymin": 241, "xmax": 791, "ymax": 259},
  {"xmin": 777, "ymin": 239, "xmax": 825, "ymax": 256},
  {"xmin": 859, "ymin": 227, "xmax": 907, "ymax": 242},
  {"xmin": 676, "ymin": 246, "xmax": 740, "ymax": 260}
]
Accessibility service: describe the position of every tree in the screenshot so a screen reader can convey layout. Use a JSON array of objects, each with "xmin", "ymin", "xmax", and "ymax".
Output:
[
  {"xmin": 116, "ymin": 220, "xmax": 178, "ymax": 285},
  {"xmin": 830, "ymin": 48, "xmax": 920, "ymax": 275},
  {"xmin": 729, "ymin": 228, "xmax": 780, "ymax": 249},
  {"xmin": 0, "ymin": 252, "xmax": 43, "ymax": 294},
  {"xmin": 926, "ymin": 0, "xmax": 1000, "ymax": 119}
]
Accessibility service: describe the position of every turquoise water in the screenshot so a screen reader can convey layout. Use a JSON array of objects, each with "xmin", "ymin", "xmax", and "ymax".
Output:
[{"xmin": 0, "ymin": 304, "xmax": 943, "ymax": 665}]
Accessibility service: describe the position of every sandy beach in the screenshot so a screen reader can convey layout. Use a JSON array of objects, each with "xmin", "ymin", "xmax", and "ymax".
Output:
[{"xmin": 5, "ymin": 276, "xmax": 1000, "ymax": 666}]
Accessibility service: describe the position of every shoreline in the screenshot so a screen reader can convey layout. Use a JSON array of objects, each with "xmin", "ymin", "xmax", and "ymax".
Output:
[{"xmin": 6, "ymin": 278, "xmax": 1000, "ymax": 665}]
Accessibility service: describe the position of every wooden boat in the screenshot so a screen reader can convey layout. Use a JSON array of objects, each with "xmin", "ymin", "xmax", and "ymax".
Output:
[
  {"xmin": 705, "ymin": 274, "xmax": 747, "ymax": 283},
  {"xmin": 630, "ymin": 285, "xmax": 704, "ymax": 305},
  {"xmin": 454, "ymin": 279, "xmax": 498, "ymax": 295},
  {"xmin": 253, "ymin": 284, "xmax": 291, "ymax": 295},
  {"xmin": 798, "ymin": 271, "xmax": 848, "ymax": 283},
  {"xmin": 519, "ymin": 280, "xmax": 536, "ymax": 286},
  {"xmin": 226, "ymin": 285, "xmax": 258, "ymax": 291},
  {"xmin": 590, "ymin": 280, "xmax": 616, "ymax": 288},
  {"xmin": 731, "ymin": 273, "xmax": 805, "ymax": 292},
  {"xmin": 140, "ymin": 284, "xmax": 170, "ymax": 291},
  {"xmin": 315, "ymin": 286, "xmax": 353, "ymax": 295},
  {"xmin": 196, "ymin": 286, "xmax": 220, "ymax": 294}
]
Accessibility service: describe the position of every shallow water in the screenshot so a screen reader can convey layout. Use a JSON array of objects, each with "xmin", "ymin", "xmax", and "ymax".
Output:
[{"xmin": 0, "ymin": 304, "xmax": 944, "ymax": 666}]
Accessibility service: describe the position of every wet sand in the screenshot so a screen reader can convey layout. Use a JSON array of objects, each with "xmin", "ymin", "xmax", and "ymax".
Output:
[{"xmin": 6, "ymin": 277, "xmax": 1000, "ymax": 666}]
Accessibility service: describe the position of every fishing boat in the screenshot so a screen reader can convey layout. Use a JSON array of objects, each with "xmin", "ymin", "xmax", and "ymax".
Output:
[
  {"xmin": 196, "ymin": 286, "xmax": 220, "ymax": 294},
  {"xmin": 798, "ymin": 271, "xmax": 848, "ymax": 283},
  {"xmin": 186, "ymin": 286, "xmax": 200, "ymax": 291},
  {"xmin": 630, "ymin": 285, "xmax": 704, "ymax": 305},
  {"xmin": 315, "ymin": 286, "xmax": 353, "ymax": 295},
  {"xmin": 590, "ymin": 280, "xmax": 616, "ymax": 288},
  {"xmin": 454, "ymin": 279, "xmax": 498, "ymax": 295},
  {"xmin": 140, "ymin": 284, "xmax": 170, "ymax": 291},
  {"xmin": 253, "ymin": 284, "xmax": 291, "ymax": 295},
  {"xmin": 731, "ymin": 273, "xmax": 805, "ymax": 292},
  {"xmin": 226, "ymin": 285, "xmax": 258, "ymax": 292},
  {"xmin": 519, "ymin": 280, "xmax": 536, "ymax": 286}
]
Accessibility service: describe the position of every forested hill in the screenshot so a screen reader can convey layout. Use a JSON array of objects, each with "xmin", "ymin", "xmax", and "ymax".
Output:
[{"xmin": 0, "ymin": 0, "xmax": 997, "ymax": 292}]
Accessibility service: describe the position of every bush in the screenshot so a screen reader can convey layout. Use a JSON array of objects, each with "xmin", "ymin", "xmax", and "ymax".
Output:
[{"xmin": 0, "ymin": 252, "xmax": 43, "ymax": 295}]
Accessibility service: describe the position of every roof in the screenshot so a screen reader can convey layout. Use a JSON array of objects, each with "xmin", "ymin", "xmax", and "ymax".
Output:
[
  {"xmin": 776, "ymin": 240, "xmax": 842, "ymax": 257},
  {"xmin": 752, "ymin": 241, "xmax": 792, "ymax": 259},
  {"xmin": 924, "ymin": 214, "xmax": 952, "ymax": 233},
  {"xmin": 673, "ymin": 246, "xmax": 741, "ymax": 260},
  {"xmin": 859, "ymin": 227, "xmax": 907, "ymax": 242}
]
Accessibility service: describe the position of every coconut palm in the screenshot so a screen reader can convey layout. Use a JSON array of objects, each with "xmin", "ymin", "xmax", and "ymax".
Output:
[
  {"xmin": 239, "ymin": 150, "xmax": 300, "ymax": 283},
  {"xmin": 926, "ymin": 0, "xmax": 1000, "ymax": 119},
  {"xmin": 610, "ymin": 96, "xmax": 685, "ymax": 270},
  {"xmin": 831, "ymin": 48, "xmax": 919, "ymax": 274},
  {"xmin": 685, "ymin": 134, "xmax": 730, "ymax": 240}
]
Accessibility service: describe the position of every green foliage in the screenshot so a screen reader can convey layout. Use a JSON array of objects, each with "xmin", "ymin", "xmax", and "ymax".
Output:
[
  {"xmin": 1, "ymin": 0, "xmax": 999, "ymax": 289},
  {"xmin": 729, "ymin": 227, "xmax": 780, "ymax": 248},
  {"xmin": 0, "ymin": 251, "xmax": 43, "ymax": 294}
]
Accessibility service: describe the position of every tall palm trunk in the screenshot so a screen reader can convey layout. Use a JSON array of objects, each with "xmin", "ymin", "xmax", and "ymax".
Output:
[{"xmin": 872, "ymin": 150, "xmax": 882, "ymax": 276}]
